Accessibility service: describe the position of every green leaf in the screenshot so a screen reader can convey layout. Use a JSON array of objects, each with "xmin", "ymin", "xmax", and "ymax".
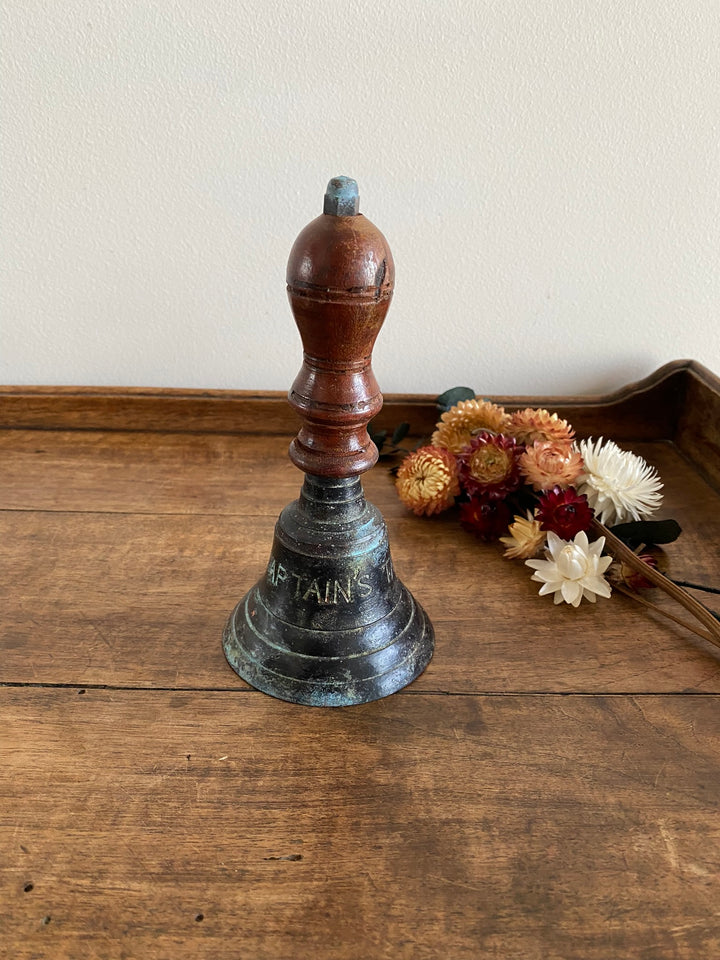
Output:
[
  {"xmin": 391, "ymin": 421, "xmax": 410, "ymax": 445},
  {"xmin": 436, "ymin": 386, "xmax": 475, "ymax": 413},
  {"xmin": 609, "ymin": 519, "xmax": 682, "ymax": 546}
]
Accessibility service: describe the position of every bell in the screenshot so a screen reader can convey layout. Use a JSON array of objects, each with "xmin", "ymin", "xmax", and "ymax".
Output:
[{"xmin": 222, "ymin": 176, "xmax": 434, "ymax": 706}]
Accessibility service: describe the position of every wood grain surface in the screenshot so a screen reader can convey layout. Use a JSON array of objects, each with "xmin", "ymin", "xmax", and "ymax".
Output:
[
  {"xmin": 2, "ymin": 370, "xmax": 720, "ymax": 958},
  {"xmin": 3, "ymin": 689, "xmax": 720, "ymax": 960}
]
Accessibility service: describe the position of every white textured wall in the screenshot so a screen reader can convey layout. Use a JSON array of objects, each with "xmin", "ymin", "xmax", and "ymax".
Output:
[{"xmin": 2, "ymin": 0, "xmax": 719, "ymax": 395}]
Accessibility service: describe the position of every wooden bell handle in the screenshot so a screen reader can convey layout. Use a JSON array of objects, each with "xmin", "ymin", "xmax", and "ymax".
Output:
[{"xmin": 286, "ymin": 177, "xmax": 395, "ymax": 478}]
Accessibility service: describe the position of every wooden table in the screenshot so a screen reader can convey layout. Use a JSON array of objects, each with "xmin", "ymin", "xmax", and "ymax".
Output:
[{"xmin": 2, "ymin": 361, "xmax": 720, "ymax": 959}]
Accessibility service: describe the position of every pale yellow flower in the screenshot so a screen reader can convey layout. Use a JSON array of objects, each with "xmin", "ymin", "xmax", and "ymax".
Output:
[{"xmin": 500, "ymin": 512, "xmax": 546, "ymax": 559}]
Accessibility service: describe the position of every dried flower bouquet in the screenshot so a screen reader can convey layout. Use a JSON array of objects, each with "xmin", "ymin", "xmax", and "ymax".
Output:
[{"xmin": 388, "ymin": 388, "xmax": 720, "ymax": 648}]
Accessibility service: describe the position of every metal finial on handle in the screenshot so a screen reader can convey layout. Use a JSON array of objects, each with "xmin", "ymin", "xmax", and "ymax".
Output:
[{"xmin": 323, "ymin": 175, "xmax": 359, "ymax": 216}]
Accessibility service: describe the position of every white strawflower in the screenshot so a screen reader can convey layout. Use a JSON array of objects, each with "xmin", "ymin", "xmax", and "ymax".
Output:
[
  {"xmin": 526, "ymin": 530, "xmax": 612, "ymax": 607},
  {"xmin": 576, "ymin": 437, "xmax": 663, "ymax": 525}
]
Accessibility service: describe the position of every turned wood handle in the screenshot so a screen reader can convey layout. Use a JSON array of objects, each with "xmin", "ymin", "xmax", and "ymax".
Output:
[{"xmin": 286, "ymin": 177, "xmax": 395, "ymax": 477}]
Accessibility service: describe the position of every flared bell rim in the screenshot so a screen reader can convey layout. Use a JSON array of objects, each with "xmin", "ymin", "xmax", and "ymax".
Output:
[{"xmin": 222, "ymin": 584, "xmax": 434, "ymax": 707}]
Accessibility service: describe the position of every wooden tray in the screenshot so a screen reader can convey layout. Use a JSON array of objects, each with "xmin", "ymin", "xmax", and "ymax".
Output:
[{"xmin": 2, "ymin": 359, "xmax": 719, "ymax": 959}]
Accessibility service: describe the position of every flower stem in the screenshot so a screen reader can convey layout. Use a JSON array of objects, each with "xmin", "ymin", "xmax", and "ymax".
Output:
[
  {"xmin": 593, "ymin": 519, "xmax": 720, "ymax": 648},
  {"xmin": 612, "ymin": 582, "xmax": 720, "ymax": 649}
]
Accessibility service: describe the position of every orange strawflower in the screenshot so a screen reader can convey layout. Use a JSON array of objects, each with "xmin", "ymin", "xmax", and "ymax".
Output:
[
  {"xmin": 506, "ymin": 408, "xmax": 574, "ymax": 446},
  {"xmin": 519, "ymin": 441, "xmax": 584, "ymax": 491},
  {"xmin": 396, "ymin": 445, "xmax": 460, "ymax": 517},
  {"xmin": 432, "ymin": 399, "xmax": 510, "ymax": 454}
]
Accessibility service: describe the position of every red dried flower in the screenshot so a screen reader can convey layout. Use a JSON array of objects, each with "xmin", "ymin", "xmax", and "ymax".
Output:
[
  {"xmin": 459, "ymin": 496, "xmax": 512, "ymax": 541},
  {"xmin": 536, "ymin": 486, "xmax": 594, "ymax": 540},
  {"xmin": 457, "ymin": 431, "xmax": 522, "ymax": 500}
]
